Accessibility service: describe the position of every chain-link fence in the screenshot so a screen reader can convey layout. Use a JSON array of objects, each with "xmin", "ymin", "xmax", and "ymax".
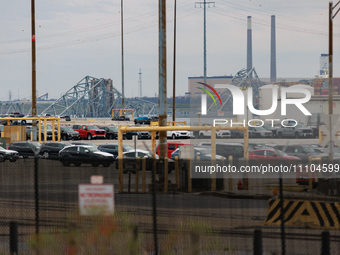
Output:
[{"xmin": 0, "ymin": 157, "xmax": 339, "ymax": 254}]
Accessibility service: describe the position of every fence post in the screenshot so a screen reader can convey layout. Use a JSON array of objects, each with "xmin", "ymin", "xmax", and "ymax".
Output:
[
  {"xmin": 175, "ymin": 156, "xmax": 179, "ymax": 188},
  {"xmin": 308, "ymin": 156, "xmax": 313, "ymax": 191},
  {"xmin": 253, "ymin": 229, "xmax": 262, "ymax": 255},
  {"xmin": 221, "ymin": 157, "xmax": 225, "ymax": 190},
  {"xmin": 142, "ymin": 158, "xmax": 146, "ymax": 193},
  {"xmin": 129, "ymin": 225, "xmax": 139, "ymax": 255},
  {"xmin": 9, "ymin": 221, "xmax": 18, "ymax": 255},
  {"xmin": 211, "ymin": 126, "xmax": 216, "ymax": 191},
  {"xmin": 135, "ymin": 157, "xmax": 140, "ymax": 193},
  {"xmin": 188, "ymin": 158, "xmax": 192, "ymax": 193},
  {"xmin": 229, "ymin": 156, "xmax": 233, "ymax": 191},
  {"xmin": 164, "ymin": 157, "xmax": 168, "ymax": 193},
  {"xmin": 321, "ymin": 231, "xmax": 330, "ymax": 255}
]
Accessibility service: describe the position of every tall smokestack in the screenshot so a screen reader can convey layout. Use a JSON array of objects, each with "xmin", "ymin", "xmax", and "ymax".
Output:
[
  {"xmin": 270, "ymin": 15, "xmax": 277, "ymax": 83},
  {"xmin": 247, "ymin": 16, "xmax": 252, "ymax": 71}
]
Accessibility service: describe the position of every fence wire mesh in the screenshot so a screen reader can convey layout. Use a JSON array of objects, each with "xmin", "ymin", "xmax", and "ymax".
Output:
[{"xmin": 0, "ymin": 157, "xmax": 339, "ymax": 254}]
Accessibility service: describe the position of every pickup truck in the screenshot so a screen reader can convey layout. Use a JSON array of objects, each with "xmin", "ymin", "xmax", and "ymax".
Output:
[
  {"xmin": 276, "ymin": 124, "xmax": 313, "ymax": 139},
  {"xmin": 112, "ymin": 116, "xmax": 130, "ymax": 121},
  {"xmin": 72, "ymin": 125, "xmax": 106, "ymax": 140}
]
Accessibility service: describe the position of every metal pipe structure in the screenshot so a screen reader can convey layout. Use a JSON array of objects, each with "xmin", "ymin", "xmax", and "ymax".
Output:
[
  {"xmin": 270, "ymin": 15, "xmax": 277, "ymax": 83},
  {"xmin": 117, "ymin": 125, "xmax": 248, "ymax": 159},
  {"xmin": 3, "ymin": 117, "xmax": 61, "ymax": 142}
]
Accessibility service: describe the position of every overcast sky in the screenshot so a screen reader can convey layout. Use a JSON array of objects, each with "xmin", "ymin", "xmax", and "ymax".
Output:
[{"xmin": 0, "ymin": 0, "xmax": 339, "ymax": 101}]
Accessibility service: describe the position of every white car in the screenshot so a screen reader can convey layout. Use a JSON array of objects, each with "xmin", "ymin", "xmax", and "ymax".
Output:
[
  {"xmin": 0, "ymin": 147, "xmax": 19, "ymax": 162},
  {"xmin": 167, "ymin": 131, "xmax": 190, "ymax": 139},
  {"xmin": 198, "ymin": 129, "xmax": 231, "ymax": 139},
  {"xmin": 123, "ymin": 149, "xmax": 159, "ymax": 159}
]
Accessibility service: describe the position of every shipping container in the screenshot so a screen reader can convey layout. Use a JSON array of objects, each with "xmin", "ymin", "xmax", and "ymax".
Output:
[
  {"xmin": 334, "ymin": 91, "xmax": 339, "ymax": 95},
  {"xmin": 314, "ymin": 92, "xmax": 321, "ymax": 95},
  {"xmin": 321, "ymin": 91, "xmax": 329, "ymax": 95},
  {"xmin": 314, "ymin": 84, "xmax": 322, "ymax": 87}
]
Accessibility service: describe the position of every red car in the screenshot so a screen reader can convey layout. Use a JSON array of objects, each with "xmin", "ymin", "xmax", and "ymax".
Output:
[
  {"xmin": 249, "ymin": 148, "xmax": 301, "ymax": 166},
  {"xmin": 156, "ymin": 142, "xmax": 191, "ymax": 159},
  {"xmin": 72, "ymin": 124, "xmax": 106, "ymax": 140}
]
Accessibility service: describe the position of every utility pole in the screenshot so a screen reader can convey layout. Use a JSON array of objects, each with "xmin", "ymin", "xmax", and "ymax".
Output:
[
  {"xmin": 121, "ymin": 0, "xmax": 125, "ymax": 108},
  {"xmin": 195, "ymin": 1, "xmax": 215, "ymax": 85},
  {"xmin": 328, "ymin": 0, "xmax": 340, "ymax": 195},
  {"xmin": 139, "ymin": 69, "xmax": 142, "ymax": 98},
  {"xmin": 159, "ymin": 0, "xmax": 167, "ymax": 161},
  {"xmin": 8, "ymin": 91, "xmax": 12, "ymax": 102},
  {"xmin": 31, "ymin": 0, "xmax": 37, "ymax": 141},
  {"xmin": 172, "ymin": 0, "xmax": 177, "ymax": 122}
]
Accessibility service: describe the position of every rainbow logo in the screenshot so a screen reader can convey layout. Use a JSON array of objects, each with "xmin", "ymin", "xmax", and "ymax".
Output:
[{"xmin": 196, "ymin": 82, "xmax": 222, "ymax": 106}]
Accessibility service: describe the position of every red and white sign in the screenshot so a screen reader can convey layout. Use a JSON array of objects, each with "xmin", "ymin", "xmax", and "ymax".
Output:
[{"xmin": 79, "ymin": 185, "xmax": 114, "ymax": 216}]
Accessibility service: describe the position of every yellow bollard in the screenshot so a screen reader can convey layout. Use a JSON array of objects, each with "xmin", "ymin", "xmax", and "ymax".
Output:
[
  {"xmin": 175, "ymin": 156, "xmax": 179, "ymax": 189},
  {"xmin": 142, "ymin": 158, "xmax": 146, "ymax": 193},
  {"xmin": 30, "ymin": 131, "xmax": 33, "ymax": 142},
  {"xmin": 16, "ymin": 131, "xmax": 19, "ymax": 142},
  {"xmin": 135, "ymin": 157, "xmax": 140, "ymax": 193},
  {"xmin": 44, "ymin": 119, "xmax": 47, "ymax": 143},
  {"xmin": 52, "ymin": 119, "xmax": 55, "ymax": 142},
  {"xmin": 57, "ymin": 118, "xmax": 61, "ymax": 142},
  {"xmin": 229, "ymin": 156, "xmax": 233, "ymax": 191},
  {"xmin": 164, "ymin": 157, "xmax": 168, "ymax": 193}
]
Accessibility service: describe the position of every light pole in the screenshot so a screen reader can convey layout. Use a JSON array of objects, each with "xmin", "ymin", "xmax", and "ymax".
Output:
[{"xmin": 328, "ymin": 0, "xmax": 340, "ymax": 195}]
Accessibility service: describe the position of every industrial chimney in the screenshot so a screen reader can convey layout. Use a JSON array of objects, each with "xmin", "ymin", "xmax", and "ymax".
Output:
[
  {"xmin": 270, "ymin": 15, "xmax": 277, "ymax": 83},
  {"xmin": 247, "ymin": 16, "xmax": 252, "ymax": 72}
]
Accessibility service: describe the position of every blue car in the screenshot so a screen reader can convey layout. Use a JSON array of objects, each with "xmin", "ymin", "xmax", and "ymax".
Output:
[{"xmin": 134, "ymin": 116, "xmax": 149, "ymax": 124}]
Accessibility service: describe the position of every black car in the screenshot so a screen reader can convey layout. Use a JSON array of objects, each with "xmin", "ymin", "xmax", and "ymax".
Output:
[
  {"xmin": 125, "ymin": 131, "xmax": 138, "ymax": 140},
  {"xmin": 59, "ymin": 145, "xmax": 114, "ymax": 167},
  {"xmin": 39, "ymin": 142, "xmax": 68, "ymax": 159},
  {"xmin": 58, "ymin": 126, "xmax": 80, "ymax": 141},
  {"xmin": 112, "ymin": 116, "xmax": 130, "ymax": 121},
  {"xmin": 98, "ymin": 126, "xmax": 119, "ymax": 140},
  {"xmin": 98, "ymin": 144, "xmax": 134, "ymax": 158},
  {"xmin": 8, "ymin": 141, "xmax": 41, "ymax": 158},
  {"xmin": 60, "ymin": 115, "xmax": 71, "ymax": 121},
  {"xmin": 309, "ymin": 126, "xmax": 319, "ymax": 138},
  {"xmin": 0, "ymin": 147, "xmax": 19, "ymax": 162},
  {"xmin": 26, "ymin": 125, "xmax": 58, "ymax": 141}
]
